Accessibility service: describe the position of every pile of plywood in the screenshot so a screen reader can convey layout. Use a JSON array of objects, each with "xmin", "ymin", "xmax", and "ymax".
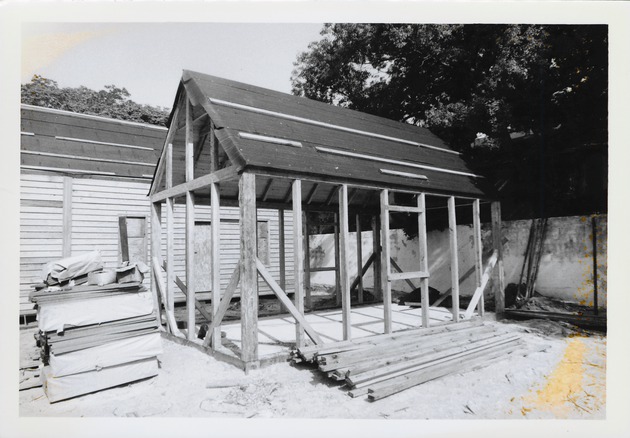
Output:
[
  {"xmin": 30, "ymin": 281, "xmax": 162, "ymax": 403},
  {"xmin": 292, "ymin": 320, "xmax": 522, "ymax": 401}
]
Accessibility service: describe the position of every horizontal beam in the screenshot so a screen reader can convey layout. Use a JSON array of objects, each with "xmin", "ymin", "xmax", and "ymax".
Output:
[
  {"xmin": 388, "ymin": 271, "xmax": 430, "ymax": 282},
  {"xmin": 309, "ymin": 266, "xmax": 337, "ymax": 272},
  {"xmin": 387, "ymin": 204, "xmax": 424, "ymax": 214},
  {"xmin": 150, "ymin": 166, "xmax": 238, "ymax": 202}
]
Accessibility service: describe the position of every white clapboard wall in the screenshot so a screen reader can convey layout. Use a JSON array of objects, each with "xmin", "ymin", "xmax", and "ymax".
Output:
[{"xmin": 20, "ymin": 173, "xmax": 296, "ymax": 316}]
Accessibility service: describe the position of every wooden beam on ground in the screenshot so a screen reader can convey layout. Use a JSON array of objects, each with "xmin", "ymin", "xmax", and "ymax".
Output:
[
  {"xmin": 239, "ymin": 172, "xmax": 258, "ymax": 364},
  {"xmin": 292, "ymin": 179, "xmax": 305, "ymax": 347},
  {"xmin": 380, "ymin": 189, "xmax": 392, "ymax": 333},
  {"xmin": 448, "ymin": 196, "xmax": 460, "ymax": 322},
  {"xmin": 62, "ymin": 176, "xmax": 72, "ymax": 257},
  {"xmin": 256, "ymin": 259, "xmax": 323, "ymax": 345},
  {"xmin": 464, "ymin": 251, "xmax": 498, "ymax": 319},
  {"xmin": 150, "ymin": 202, "xmax": 164, "ymax": 321},
  {"xmin": 339, "ymin": 184, "xmax": 352, "ymax": 340},
  {"xmin": 355, "ymin": 214, "xmax": 363, "ymax": 304},
  {"xmin": 472, "ymin": 199, "xmax": 484, "ymax": 317},
  {"xmin": 491, "ymin": 201, "xmax": 505, "ymax": 316},
  {"xmin": 417, "ymin": 193, "xmax": 430, "ymax": 327},
  {"xmin": 202, "ymin": 265, "xmax": 240, "ymax": 348},
  {"xmin": 210, "ymin": 181, "xmax": 222, "ymax": 348}
]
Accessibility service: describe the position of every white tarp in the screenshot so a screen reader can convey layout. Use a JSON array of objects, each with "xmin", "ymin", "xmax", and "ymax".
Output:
[
  {"xmin": 40, "ymin": 250, "xmax": 103, "ymax": 283},
  {"xmin": 37, "ymin": 291, "xmax": 154, "ymax": 333},
  {"xmin": 41, "ymin": 358, "xmax": 159, "ymax": 403},
  {"xmin": 48, "ymin": 333, "xmax": 163, "ymax": 377}
]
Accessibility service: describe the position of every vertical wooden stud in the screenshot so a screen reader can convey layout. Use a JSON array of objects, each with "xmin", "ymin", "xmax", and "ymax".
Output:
[
  {"xmin": 334, "ymin": 213, "xmax": 341, "ymax": 306},
  {"xmin": 185, "ymin": 98, "xmax": 196, "ymax": 340},
  {"xmin": 278, "ymin": 209, "xmax": 286, "ymax": 290},
  {"xmin": 165, "ymin": 196, "xmax": 175, "ymax": 332},
  {"xmin": 62, "ymin": 177, "xmax": 72, "ymax": 257},
  {"xmin": 372, "ymin": 214, "xmax": 382, "ymax": 301},
  {"xmin": 356, "ymin": 213, "xmax": 364, "ymax": 305},
  {"xmin": 417, "ymin": 193, "xmax": 430, "ymax": 328},
  {"xmin": 472, "ymin": 199, "xmax": 484, "ymax": 317},
  {"xmin": 210, "ymin": 182, "xmax": 222, "ymax": 348},
  {"xmin": 380, "ymin": 189, "xmax": 392, "ymax": 334},
  {"xmin": 292, "ymin": 180, "xmax": 305, "ymax": 347},
  {"xmin": 448, "ymin": 196, "xmax": 460, "ymax": 322},
  {"xmin": 491, "ymin": 201, "xmax": 505, "ymax": 316},
  {"xmin": 239, "ymin": 173, "xmax": 258, "ymax": 363},
  {"xmin": 339, "ymin": 185, "xmax": 352, "ymax": 340},
  {"xmin": 150, "ymin": 202, "xmax": 163, "ymax": 320},
  {"xmin": 304, "ymin": 211, "xmax": 312, "ymax": 309}
]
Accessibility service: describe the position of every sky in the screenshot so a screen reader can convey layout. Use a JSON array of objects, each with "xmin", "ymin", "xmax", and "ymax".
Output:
[{"xmin": 22, "ymin": 22, "xmax": 324, "ymax": 108}]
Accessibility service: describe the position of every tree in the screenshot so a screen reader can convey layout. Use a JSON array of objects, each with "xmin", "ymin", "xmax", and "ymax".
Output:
[
  {"xmin": 21, "ymin": 75, "xmax": 170, "ymax": 126},
  {"xmin": 292, "ymin": 24, "xmax": 608, "ymax": 221}
]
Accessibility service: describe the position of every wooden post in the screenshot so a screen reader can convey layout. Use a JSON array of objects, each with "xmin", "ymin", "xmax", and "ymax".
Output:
[
  {"xmin": 165, "ymin": 197, "xmax": 175, "ymax": 332},
  {"xmin": 417, "ymin": 193, "xmax": 430, "ymax": 328},
  {"xmin": 150, "ymin": 202, "xmax": 164, "ymax": 321},
  {"xmin": 278, "ymin": 209, "xmax": 286, "ymax": 290},
  {"xmin": 185, "ymin": 98, "xmax": 196, "ymax": 340},
  {"xmin": 334, "ymin": 212, "xmax": 341, "ymax": 306},
  {"xmin": 292, "ymin": 180, "xmax": 305, "ymax": 347},
  {"xmin": 592, "ymin": 215, "xmax": 598, "ymax": 315},
  {"xmin": 339, "ymin": 185, "xmax": 352, "ymax": 340},
  {"xmin": 472, "ymin": 199, "xmax": 484, "ymax": 317},
  {"xmin": 304, "ymin": 211, "xmax": 312, "ymax": 309},
  {"xmin": 380, "ymin": 189, "xmax": 392, "ymax": 334},
  {"xmin": 210, "ymin": 182, "xmax": 222, "ymax": 348},
  {"xmin": 356, "ymin": 213, "xmax": 364, "ymax": 304},
  {"xmin": 62, "ymin": 176, "xmax": 72, "ymax": 257},
  {"xmin": 372, "ymin": 215, "xmax": 382, "ymax": 301},
  {"xmin": 239, "ymin": 172, "xmax": 258, "ymax": 364},
  {"xmin": 491, "ymin": 201, "xmax": 505, "ymax": 316},
  {"xmin": 448, "ymin": 196, "xmax": 460, "ymax": 322}
]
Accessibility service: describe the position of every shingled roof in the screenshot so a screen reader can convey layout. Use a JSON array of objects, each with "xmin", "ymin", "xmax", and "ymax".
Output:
[
  {"xmin": 21, "ymin": 105, "xmax": 166, "ymax": 180},
  {"xmin": 157, "ymin": 70, "xmax": 492, "ymax": 200}
]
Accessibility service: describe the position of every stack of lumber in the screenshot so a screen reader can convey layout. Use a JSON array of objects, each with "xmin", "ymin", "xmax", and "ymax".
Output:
[
  {"xmin": 291, "ymin": 320, "xmax": 522, "ymax": 401},
  {"xmin": 30, "ymin": 281, "xmax": 162, "ymax": 403}
]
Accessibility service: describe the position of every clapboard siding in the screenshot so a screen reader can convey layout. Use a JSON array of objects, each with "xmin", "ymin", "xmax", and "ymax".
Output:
[{"xmin": 19, "ymin": 174, "xmax": 65, "ymax": 314}]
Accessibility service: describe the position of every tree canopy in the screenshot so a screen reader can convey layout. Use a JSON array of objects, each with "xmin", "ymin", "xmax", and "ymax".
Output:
[{"xmin": 21, "ymin": 75, "xmax": 170, "ymax": 126}]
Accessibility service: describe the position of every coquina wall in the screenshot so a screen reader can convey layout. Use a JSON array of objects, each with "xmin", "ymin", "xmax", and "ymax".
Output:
[{"xmin": 308, "ymin": 215, "xmax": 607, "ymax": 308}]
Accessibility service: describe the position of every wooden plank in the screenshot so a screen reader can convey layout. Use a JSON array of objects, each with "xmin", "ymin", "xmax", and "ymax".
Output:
[
  {"xmin": 372, "ymin": 215, "xmax": 382, "ymax": 301},
  {"xmin": 304, "ymin": 211, "xmax": 312, "ymax": 308},
  {"xmin": 472, "ymin": 199, "xmax": 484, "ymax": 317},
  {"xmin": 417, "ymin": 193, "xmax": 430, "ymax": 328},
  {"xmin": 256, "ymin": 259, "xmax": 323, "ymax": 345},
  {"xmin": 387, "ymin": 270, "xmax": 429, "ymax": 282},
  {"xmin": 278, "ymin": 209, "xmax": 286, "ymax": 290},
  {"xmin": 210, "ymin": 181, "xmax": 222, "ymax": 349},
  {"xmin": 185, "ymin": 98, "xmax": 196, "ymax": 341},
  {"xmin": 380, "ymin": 190, "xmax": 392, "ymax": 333},
  {"xmin": 150, "ymin": 166, "xmax": 238, "ymax": 203},
  {"xmin": 292, "ymin": 179, "xmax": 305, "ymax": 347},
  {"xmin": 491, "ymin": 201, "xmax": 505, "ymax": 316},
  {"xmin": 62, "ymin": 176, "xmax": 72, "ymax": 257},
  {"xmin": 387, "ymin": 204, "xmax": 424, "ymax": 214},
  {"xmin": 261, "ymin": 178, "xmax": 274, "ymax": 202},
  {"xmin": 166, "ymin": 197, "xmax": 175, "ymax": 333},
  {"xmin": 464, "ymin": 251, "xmax": 498, "ymax": 319},
  {"xmin": 334, "ymin": 212, "xmax": 341, "ymax": 306},
  {"xmin": 239, "ymin": 172, "xmax": 258, "ymax": 363},
  {"xmin": 339, "ymin": 184, "xmax": 352, "ymax": 340},
  {"xmin": 355, "ymin": 214, "xmax": 364, "ymax": 304},
  {"xmin": 350, "ymin": 253, "xmax": 375, "ymax": 293},
  {"xmin": 165, "ymin": 143, "xmax": 173, "ymax": 190},
  {"xmin": 448, "ymin": 196, "xmax": 460, "ymax": 321},
  {"xmin": 118, "ymin": 216, "xmax": 129, "ymax": 262},
  {"xmin": 202, "ymin": 265, "xmax": 240, "ymax": 348},
  {"xmin": 306, "ymin": 183, "xmax": 319, "ymax": 204},
  {"xmin": 151, "ymin": 256, "xmax": 182, "ymax": 336}
]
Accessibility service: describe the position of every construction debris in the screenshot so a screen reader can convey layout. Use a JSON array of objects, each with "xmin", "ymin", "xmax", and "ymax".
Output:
[
  {"xmin": 291, "ymin": 320, "xmax": 522, "ymax": 401},
  {"xmin": 29, "ymin": 253, "xmax": 163, "ymax": 403}
]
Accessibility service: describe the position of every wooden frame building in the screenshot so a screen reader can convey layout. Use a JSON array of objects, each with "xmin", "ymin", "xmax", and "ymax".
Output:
[{"xmin": 149, "ymin": 71, "xmax": 505, "ymax": 371}]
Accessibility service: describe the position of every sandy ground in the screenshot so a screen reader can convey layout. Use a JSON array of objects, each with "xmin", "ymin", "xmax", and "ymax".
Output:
[{"xmin": 19, "ymin": 317, "xmax": 606, "ymax": 420}]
